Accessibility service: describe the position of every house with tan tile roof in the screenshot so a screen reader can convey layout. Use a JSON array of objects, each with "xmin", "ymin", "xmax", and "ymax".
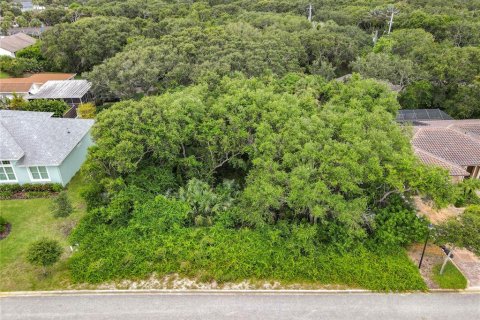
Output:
[{"xmin": 411, "ymin": 118, "xmax": 480, "ymax": 182}]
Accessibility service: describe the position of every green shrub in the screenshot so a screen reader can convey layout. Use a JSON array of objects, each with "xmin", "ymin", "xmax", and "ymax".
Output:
[
  {"xmin": 80, "ymin": 182, "xmax": 108, "ymax": 211},
  {"xmin": 0, "ymin": 184, "xmax": 22, "ymax": 193},
  {"xmin": 27, "ymin": 238, "xmax": 63, "ymax": 275},
  {"xmin": 454, "ymin": 179, "xmax": 480, "ymax": 207},
  {"xmin": 23, "ymin": 100, "xmax": 70, "ymax": 117},
  {"xmin": 25, "ymin": 191, "xmax": 52, "ymax": 199},
  {"xmin": 434, "ymin": 205, "xmax": 480, "ymax": 255},
  {"xmin": 51, "ymin": 191, "xmax": 74, "ymax": 218},
  {"xmin": 0, "ymin": 56, "xmax": 43, "ymax": 77},
  {"xmin": 69, "ymin": 196, "xmax": 426, "ymax": 291},
  {"xmin": 0, "ymin": 216, "xmax": 8, "ymax": 233},
  {"xmin": 177, "ymin": 178, "xmax": 237, "ymax": 226},
  {"xmin": 372, "ymin": 199, "xmax": 428, "ymax": 248},
  {"xmin": 125, "ymin": 165, "xmax": 178, "ymax": 196},
  {"xmin": 0, "ymin": 183, "xmax": 63, "ymax": 199},
  {"xmin": 78, "ymin": 103, "xmax": 96, "ymax": 119},
  {"xmin": 0, "ymin": 191, "xmax": 14, "ymax": 200}
]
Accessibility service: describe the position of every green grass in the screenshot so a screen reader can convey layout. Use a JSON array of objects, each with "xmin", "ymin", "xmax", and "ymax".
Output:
[
  {"xmin": 0, "ymin": 71, "xmax": 10, "ymax": 79},
  {"xmin": 432, "ymin": 261, "xmax": 467, "ymax": 289},
  {"xmin": 0, "ymin": 174, "xmax": 86, "ymax": 291}
]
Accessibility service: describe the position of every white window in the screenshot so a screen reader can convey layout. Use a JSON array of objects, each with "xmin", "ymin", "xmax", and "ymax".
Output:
[
  {"xmin": 0, "ymin": 161, "xmax": 17, "ymax": 182},
  {"xmin": 29, "ymin": 166, "xmax": 50, "ymax": 181}
]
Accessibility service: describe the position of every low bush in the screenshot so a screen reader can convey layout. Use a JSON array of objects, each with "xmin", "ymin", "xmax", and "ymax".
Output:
[
  {"xmin": 0, "ymin": 56, "xmax": 44, "ymax": 77},
  {"xmin": 27, "ymin": 238, "xmax": 63, "ymax": 275},
  {"xmin": 25, "ymin": 191, "xmax": 53, "ymax": 199},
  {"xmin": 78, "ymin": 103, "xmax": 96, "ymax": 119},
  {"xmin": 372, "ymin": 197, "xmax": 428, "ymax": 248},
  {"xmin": 0, "ymin": 191, "xmax": 14, "ymax": 200},
  {"xmin": 0, "ymin": 183, "xmax": 63, "ymax": 199},
  {"xmin": 23, "ymin": 100, "xmax": 70, "ymax": 117},
  {"xmin": 454, "ymin": 179, "xmax": 480, "ymax": 207},
  {"xmin": 51, "ymin": 191, "xmax": 74, "ymax": 218},
  {"xmin": 0, "ymin": 184, "xmax": 23, "ymax": 193},
  {"xmin": 0, "ymin": 216, "xmax": 8, "ymax": 233},
  {"xmin": 70, "ymin": 196, "xmax": 426, "ymax": 291},
  {"xmin": 435, "ymin": 205, "xmax": 480, "ymax": 256}
]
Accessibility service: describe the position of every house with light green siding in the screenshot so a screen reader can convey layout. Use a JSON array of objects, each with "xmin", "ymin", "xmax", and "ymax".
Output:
[{"xmin": 0, "ymin": 110, "xmax": 94, "ymax": 186}]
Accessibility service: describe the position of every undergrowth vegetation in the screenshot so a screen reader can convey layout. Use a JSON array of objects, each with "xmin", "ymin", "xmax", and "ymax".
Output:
[{"xmin": 70, "ymin": 195, "xmax": 426, "ymax": 291}]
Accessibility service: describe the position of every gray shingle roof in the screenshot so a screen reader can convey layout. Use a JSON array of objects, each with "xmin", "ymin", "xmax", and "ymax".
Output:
[
  {"xmin": 28, "ymin": 80, "xmax": 92, "ymax": 100},
  {"xmin": 0, "ymin": 123, "xmax": 24, "ymax": 161},
  {"xmin": 0, "ymin": 33, "xmax": 36, "ymax": 53},
  {"xmin": 0, "ymin": 110, "xmax": 53, "ymax": 118},
  {"xmin": 0, "ymin": 111, "xmax": 94, "ymax": 166}
]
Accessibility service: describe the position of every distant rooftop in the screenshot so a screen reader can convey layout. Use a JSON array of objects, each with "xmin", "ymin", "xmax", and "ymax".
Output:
[
  {"xmin": 28, "ymin": 80, "xmax": 91, "ymax": 100},
  {"xmin": 7, "ymin": 27, "xmax": 51, "ymax": 36},
  {"xmin": 0, "ymin": 33, "xmax": 36, "ymax": 53},
  {"xmin": 0, "ymin": 111, "xmax": 94, "ymax": 166},
  {"xmin": 397, "ymin": 109, "xmax": 453, "ymax": 122},
  {"xmin": 0, "ymin": 73, "xmax": 76, "ymax": 93}
]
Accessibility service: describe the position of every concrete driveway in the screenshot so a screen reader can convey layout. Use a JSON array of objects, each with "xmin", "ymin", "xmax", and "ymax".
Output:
[{"xmin": 453, "ymin": 248, "xmax": 480, "ymax": 290}]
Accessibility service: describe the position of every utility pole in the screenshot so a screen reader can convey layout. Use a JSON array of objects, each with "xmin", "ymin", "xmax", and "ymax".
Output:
[
  {"xmin": 372, "ymin": 30, "xmax": 379, "ymax": 45},
  {"xmin": 386, "ymin": 7, "xmax": 399, "ymax": 34},
  {"xmin": 307, "ymin": 4, "xmax": 313, "ymax": 23}
]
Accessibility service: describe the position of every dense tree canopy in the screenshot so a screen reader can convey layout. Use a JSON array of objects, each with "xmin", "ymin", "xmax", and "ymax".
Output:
[
  {"xmin": 85, "ymin": 23, "xmax": 307, "ymax": 100},
  {"xmin": 84, "ymin": 74, "xmax": 452, "ymax": 235},
  {"xmin": 17, "ymin": 0, "xmax": 475, "ymax": 119},
  {"xmin": 41, "ymin": 17, "xmax": 138, "ymax": 72}
]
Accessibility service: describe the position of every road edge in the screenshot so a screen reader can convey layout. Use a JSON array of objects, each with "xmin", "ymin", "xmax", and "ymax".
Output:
[{"xmin": 1, "ymin": 288, "xmax": 479, "ymax": 297}]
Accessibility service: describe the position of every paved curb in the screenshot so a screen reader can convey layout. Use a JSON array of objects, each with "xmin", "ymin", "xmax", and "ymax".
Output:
[
  {"xmin": 0, "ymin": 289, "xmax": 370, "ymax": 297},
  {"xmin": 1, "ymin": 288, "xmax": 479, "ymax": 297}
]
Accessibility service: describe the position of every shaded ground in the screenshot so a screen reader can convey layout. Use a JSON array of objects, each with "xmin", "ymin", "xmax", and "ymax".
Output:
[
  {"xmin": 414, "ymin": 196, "xmax": 464, "ymax": 224},
  {"xmin": 0, "ymin": 223, "xmax": 12, "ymax": 240}
]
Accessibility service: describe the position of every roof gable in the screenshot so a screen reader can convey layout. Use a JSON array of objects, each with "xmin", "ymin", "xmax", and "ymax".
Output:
[
  {"xmin": 0, "ymin": 123, "xmax": 24, "ymax": 161},
  {"xmin": 414, "ymin": 148, "xmax": 469, "ymax": 176},
  {"xmin": 0, "ymin": 33, "xmax": 36, "ymax": 53},
  {"xmin": 412, "ymin": 120, "xmax": 480, "ymax": 167},
  {"xmin": 28, "ymin": 80, "xmax": 92, "ymax": 99},
  {"xmin": 0, "ymin": 73, "xmax": 76, "ymax": 94},
  {"xmin": 0, "ymin": 111, "xmax": 94, "ymax": 166}
]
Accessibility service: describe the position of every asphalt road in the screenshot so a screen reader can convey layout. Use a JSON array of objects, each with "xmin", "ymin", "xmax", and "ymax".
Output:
[{"xmin": 1, "ymin": 292, "xmax": 479, "ymax": 320}]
